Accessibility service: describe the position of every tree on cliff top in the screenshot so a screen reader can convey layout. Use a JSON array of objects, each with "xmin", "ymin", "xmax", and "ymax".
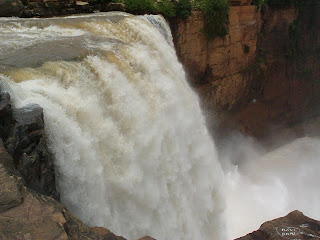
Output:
[{"xmin": 194, "ymin": 0, "xmax": 230, "ymax": 41}]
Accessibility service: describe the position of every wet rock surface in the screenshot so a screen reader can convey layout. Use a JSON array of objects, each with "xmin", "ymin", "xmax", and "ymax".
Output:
[
  {"xmin": 0, "ymin": 92, "xmax": 58, "ymax": 199},
  {"xmin": 236, "ymin": 210, "xmax": 320, "ymax": 240}
]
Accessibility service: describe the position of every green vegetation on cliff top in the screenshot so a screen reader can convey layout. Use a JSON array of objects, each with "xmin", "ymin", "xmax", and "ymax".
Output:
[
  {"xmin": 105, "ymin": 0, "xmax": 229, "ymax": 41},
  {"xmin": 195, "ymin": 0, "xmax": 230, "ymax": 41}
]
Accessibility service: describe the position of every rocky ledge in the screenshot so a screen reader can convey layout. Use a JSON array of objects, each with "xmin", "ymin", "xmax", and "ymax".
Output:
[
  {"xmin": 0, "ymin": 154, "xmax": 125, "ymax": 239},
  {"xmin": 237, "ymin": 211, "xmax": 320, "ymax": 240},
  {"xmin": 0, "ymin": 0, "xmax": 125, "ymax": 18},
  {"xmin": 0, "ymin": 92, "xmax": 58, "ymax": 199}
]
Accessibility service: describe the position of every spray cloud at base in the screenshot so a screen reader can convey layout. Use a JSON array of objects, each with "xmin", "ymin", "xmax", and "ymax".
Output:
[{"xmin": 221, "ymin": 133, "xmax": 320, "ymax": 239}]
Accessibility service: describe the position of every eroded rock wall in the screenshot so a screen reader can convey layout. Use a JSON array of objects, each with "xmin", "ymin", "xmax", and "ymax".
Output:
[{"xmin": 171, "ymin": 6, "xmax": 264, "ymax": 110}]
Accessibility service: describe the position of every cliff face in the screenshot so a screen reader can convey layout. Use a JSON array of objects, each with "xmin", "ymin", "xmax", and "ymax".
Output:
[
  {"xmin": 171, "ymin": 6, "xmax": 262, "ymax": 88},
  {"xmin": 171, "ymin": 2, "xmax": 320, "ymax": 138}
]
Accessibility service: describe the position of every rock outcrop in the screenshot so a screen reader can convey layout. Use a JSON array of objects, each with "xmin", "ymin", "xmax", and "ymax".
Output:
[
  {"xmin": 0, "ymin": 0, "xmax": 24, "ymax": 17},
  {"xmin": 171, "ymin": 6, "xmax": 262, "ymax": 87},
  {"xmin": 0, "ymin": 143, "xmax": 125, "ymax": 240},
  {"xmin": 22, "ymin": 0, "xmax": 87, "ymax": 18},
  {"xmin": 0, "ymin": 92, "xmax": 58, "ymax": 199},
  {"xmin": 0, "ymin": 0, "xmax": 128, "ymax": 17},
  {"xmin": 236, "ymin": 210, "xmax": 320, "ymax": 240},
  {"xmin": 104, "ymin": 2, "xmax": 125, "ymax": 12}
]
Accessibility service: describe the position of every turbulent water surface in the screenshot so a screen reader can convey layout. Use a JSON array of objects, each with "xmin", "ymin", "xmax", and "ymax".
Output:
[
  {"xmin": 0, "ymin": 13, "xmax": 225, "ymax": 240},
  {"xmin": 1, "ymin": 12, "xmax": 320, "ymax": 240}
]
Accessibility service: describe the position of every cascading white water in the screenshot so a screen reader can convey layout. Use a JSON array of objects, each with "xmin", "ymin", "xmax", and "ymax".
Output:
[{"xmin": 0, "ymin": 13, "xmax": 226, "ymax": 240}]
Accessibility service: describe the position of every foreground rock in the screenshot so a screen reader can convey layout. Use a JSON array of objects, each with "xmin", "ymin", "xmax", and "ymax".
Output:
[
  {"xmin": 0, "ymin": 92, "xmax": 58, "ymax": 199},
  {"xmin": 0, "ymin": 175, "xmax": 125, "ymax": 240},
  {"xmin": 236, "ymin": 210, "xmax": 320, "ymax": 240}
]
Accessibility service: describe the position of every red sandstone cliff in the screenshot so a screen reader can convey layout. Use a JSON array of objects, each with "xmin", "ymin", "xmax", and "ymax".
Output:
[{"xmin": 171, "ymin": 2, "xmax": 320, "ymax": 138}]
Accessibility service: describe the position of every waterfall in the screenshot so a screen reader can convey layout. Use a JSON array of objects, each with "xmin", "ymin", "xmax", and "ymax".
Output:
[
  {"xmin": 0, "ymin": 13, "xmax": 226, "ymax": 240},
  {"xmin": 2, "ymin": 11, "xmax": 320, "ymax": 240}
]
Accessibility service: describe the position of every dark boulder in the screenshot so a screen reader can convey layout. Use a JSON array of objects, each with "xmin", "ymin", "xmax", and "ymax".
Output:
[
  {"xmin": 104, "ymin": 2, "xmax": 125, "ymax": 12},
  {"xmin": 0, "ymin": 93, "xmax": 13, "ymax": 139},
  {"xmin": 10, "ymin": 104, "xmax": 57, "ymax": 199},
  {"xmin": 8, "ymin": 104, "xmax": 44, "ymax": 157},
  {"xmin": 0, "ymin": 92, "xmax": 12, "ymax": 118},
  {"xmin": 0, "ymin": 0, "xmax": 24, "ymax": 17},
  {"xmin": 75, "ymin": 1, "xmax": 93, "ymax": 13},
  {"xmin": 0, "ymin": 92, "xmax": 58, "ymax": 200}
]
